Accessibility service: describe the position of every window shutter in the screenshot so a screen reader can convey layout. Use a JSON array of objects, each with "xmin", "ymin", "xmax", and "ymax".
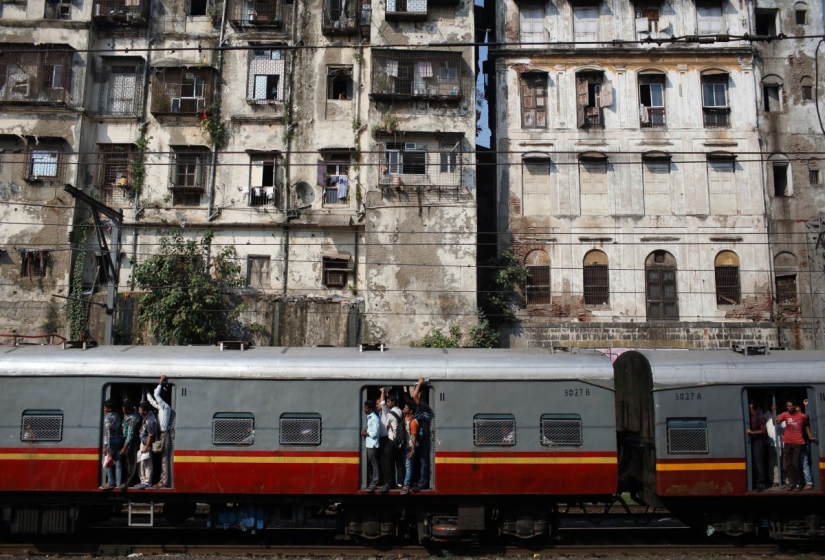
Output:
[
  {"xmin": 194, "ymin": 155, "xmax": 204, "ymax": 187},
  {"xmin": 253, "ymin": 75, "xmax": 268, "ymax": 100},
  {"xmin": 52, "ymin": 65, "xmax": 63, "ymax": 88},
  {"xmin": 251, "ymin": 160, "xmax": 265, "ymax": 187},
  {"xmin": 317, "ymin": 160, "xmax": 327, "ymax": 186},
  {"xmin": 599, "ymin": 80, "xmax": 613, "ymax": 107},
  {"xmin": 577, "ymin": 79, "xmax": 588, "ymax": 106}
]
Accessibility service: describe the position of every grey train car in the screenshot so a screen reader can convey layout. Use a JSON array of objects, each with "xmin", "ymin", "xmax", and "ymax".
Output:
[
  {"xmin": 0, "ymin": 345, "xmax": 617, "ymax": 541},
  {"xmin": 615, "ymin": 350, "xmax": 825, "ymax": 540}
]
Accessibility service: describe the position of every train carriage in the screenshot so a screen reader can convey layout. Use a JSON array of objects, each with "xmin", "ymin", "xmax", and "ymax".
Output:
[
  {"xmin": 0, "ymin": 345, "xmax": 617, "ymax": 540},
  {"xmin": 614, "ymin": 350, "xmax": 825, "ymax": 539}
]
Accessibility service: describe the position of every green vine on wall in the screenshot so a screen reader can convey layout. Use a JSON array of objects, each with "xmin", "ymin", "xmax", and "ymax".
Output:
[
  {"xmin": 128, "ymin": 129, "xmax": 152, "ymax": 202},
  {"xmin": 199, "ymin": 101, "xmax": 228, "ymax": 148},
  {"xmin": 68, "ymin": 223, "xmax": 90, "ymax": 341}
]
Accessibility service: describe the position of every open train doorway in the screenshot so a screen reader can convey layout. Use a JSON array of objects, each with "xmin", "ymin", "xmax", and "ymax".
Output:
[
  {"xmin": 742, "ymin": 387, "xmax": 819, "ymax": 492},
  {"xmin": 359, "ymin": 382, "xmax": 434, "ymax": 492},
  {"xmin": 101, "ymin": 381, "xmax": 176, "ymax": 489}
]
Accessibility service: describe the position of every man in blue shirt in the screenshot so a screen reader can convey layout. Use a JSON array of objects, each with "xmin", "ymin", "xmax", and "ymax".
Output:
[{"xmin": 360, "ymin": 400, "xmax": 381, "ymax": 491}]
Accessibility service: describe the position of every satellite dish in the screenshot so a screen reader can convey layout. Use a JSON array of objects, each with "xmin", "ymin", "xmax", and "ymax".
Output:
[{"xmin": 294, "ymin": 182, "xmax": 314, "ymax": 205}]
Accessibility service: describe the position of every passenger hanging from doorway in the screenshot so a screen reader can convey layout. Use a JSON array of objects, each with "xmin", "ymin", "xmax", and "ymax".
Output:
[
  {"xmin": 146, "ymin": 375, "xmax": 175, "ymax": 488},
  {"xmin": 100, "ymin": 399, "xmax": 123, "ymax": 490},
  {"xmin": 361, "ymin": 400, "xmax": 381, "ymax": 492},
  {"xmin": 135, "ymin": 401, "xmax": 158, "ymax": 489},
  {"xmin": 118, "ymin": 399, "xmax": 142, "ymax": 490},
  {"xmin": 746, "ymin": 401, "xmax": 768, "ymax": 491},
  {"xmin": 772, "ymin": 399, "xmax": 810, "ymax": 491},
  {"xmin": 379, "ymin": 388, "xmax": 405, "ymax": 494},
  {"xmin": 400, "ymin": 401, "xmax": 419, "ymax": 495},
  {"xmin": 800, "ymin": 399, "xmax": 819, "ymax": 491},
  {"xmin": 765, "ymin": 405, "xmax": 784, "ymax": 486},
  {"xmin": 411, "ymin": 377, "xmax": 433, "ymax": 492}
]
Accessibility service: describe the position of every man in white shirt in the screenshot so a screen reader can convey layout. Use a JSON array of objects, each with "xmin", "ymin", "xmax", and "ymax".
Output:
[
  {"xmin": 379, "ymin": 388, "xmax": 404, "ymax": 493},
  {"xmin": 146, "ymin": 375, "xmax": 175, "ymax": 488}
]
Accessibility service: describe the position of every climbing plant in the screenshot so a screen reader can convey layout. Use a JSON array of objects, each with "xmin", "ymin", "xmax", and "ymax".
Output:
[
  {"xmin": 68, "ymin": 223, "xmax": 90, "ymax": 340},
  {"xmin": 131, "ymin": 230, "xmax": 243, "ymax": 345}
]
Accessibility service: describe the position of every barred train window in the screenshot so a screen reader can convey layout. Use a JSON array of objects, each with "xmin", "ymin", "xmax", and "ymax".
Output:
[
  {"xmin": 21, "ymin": 410, "xmax": 64, "ymax": 442},
  {"xmin": 540, "ymin": 414, "xmax": 582, "ymax": 446},
  {"xmin": 280, "ymin": 413, "xmax": 322, "ymax": 446},
  {"xmin": 473, "ymin": 414, "xmax": 516, "ymax": 447},
  {"xmin": 212, "ymin": 413, "xmax": 255, "ymax": 445},
  {"xmin": 666, "ymin": 418, "xmax": 708, "ymax": 454}
]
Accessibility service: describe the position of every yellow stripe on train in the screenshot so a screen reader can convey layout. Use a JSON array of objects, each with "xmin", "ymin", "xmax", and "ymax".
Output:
[
  {"xmin": 175, "ymin": 455, "xmax": 360, "ymax": 464},
  {"xmin": 436, "ymin": 457, "xmax": 617, "ymax": 465},
  {"xmin": 656, "ymin": 462, "xmax": 745, "ymax": 471},
  {"xmin": 0, "ymin": 453, "xmax": 98, "ymax": 461}
]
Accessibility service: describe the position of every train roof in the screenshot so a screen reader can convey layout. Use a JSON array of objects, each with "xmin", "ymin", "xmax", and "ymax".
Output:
[
  {"xmin": 616, "ymin": 349, "xmax": 825, "ymax": 386},
  {"xmin": 0, "ymin": 345, "xmax": 615, "ymax": 381}
]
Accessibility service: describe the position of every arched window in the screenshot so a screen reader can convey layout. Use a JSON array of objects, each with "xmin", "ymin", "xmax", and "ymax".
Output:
[
  {"xmin": 638, "ymin": 71, "xmax": 666, "ymax": 128},
  {"xmin": 645, "ymin": 250, "xmax": 678, "ymax": 320},
  {"xmin": 800, "ymin": 75, "xmax": 814, "ymax": 101},
  {"xmin": 768, "ymin": 153, "xmax": 791, "ymax": 197},
  {"xmin": 774, "ymin": 252, "xmax": 798, "ymax": 306},
  {"xmin": 520, "ymin": 72, "xmax": 548, "ymax": 128},
  {"xmin": 795, "ymin": 2, "xmax": 808, "ymax": 24},
  {"xmin": 761, "ymin": 75, "xmax": 782, "ymax": 112},
  {"xmin": 524, "ymin": 250, "xmax": 551, "ymax": 305},
  {"xmin": 583, "ymin": 250, "xmax": 609, "ymax": 305},
  {"xmin": 714, "ymin": 250, "xmax": 740, "ymax": 305}
]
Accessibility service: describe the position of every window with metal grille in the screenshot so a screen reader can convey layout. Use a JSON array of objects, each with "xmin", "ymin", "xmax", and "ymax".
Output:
[
  {"xmin": 540, "ymin": 414, "xmax": 582, "ymax": 446},
  {"xmin": 645, "ymin": 261, "xmax": 678, "ymax": 320},
  {"xmin": 473, "ymin": 414, "xmax": 516, "ymax": 447},
  {"xmin": 327, "ymin": 66, "xmax": 353, "ymax": 100},
  {"xmin": 796, "ymin": 7, "xmax": 807, "ymax": 24},
  {"xmin": 247, "ymin": 256, "xmax": 271, "ymax": 289},
  {"xmin": 775, "ymin": 274, "xmax": 798, "ymax": 306},
  {"xmin": 21, "ymin": 410, "xmax": 63, "ymax": 442},
  {"xmin": 100, "ymin": 63, "xmax": 143, "ymax": 117},
  {"xmin": 701, "ymin": 74, "xmax": 730, "ymax": 128},
  {"xmin": 525, "ymin": 265, "xmax": 550, "ymax": 305},
  {"xmin": 280, "ymin": 413, "xmax": 322, "ymax": 446},
  {"xmin": 212, "ymin": 413, "xmax": 255, "ymax": 445},
  {"xmin": 667, "ymin": 418, "xmax": 708, "ymax": 454},
  {"xmin": 27, "ymin": 149, "xmax": 60, "ymax": 180},
  {"xmin": 715, "ymin": 265, "xmax": 740, "ymax": 305},
  {"xmin": 323, "ymin": 257, "xmax": 350, "ymax": 287},
  {"xmin": 583, "ymin": 264, "xmax": 609, "ymax": 305},
  {"xmin": 810, "ymin": 170, "xmax": 820, "ymax": 185},
  {"xmin": 20, "ymin": 250, "xmax": 48, "ymax": 278},
  {"xmin": 248, "ymin": 50, "xmax": 284, "ymax": 102}
]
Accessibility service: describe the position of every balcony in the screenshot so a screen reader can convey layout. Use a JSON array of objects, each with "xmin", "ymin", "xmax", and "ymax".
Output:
[
  {"xmin": 385, "ymin": 0, "xmax": 427, "ymax": 21},
  {"xmin": 322, "ymin": 0, "xmax": 359, "ymax": 35},
  {"xmin": 703, "ymin": 107, "xmax": 730, "ymax": 128},
  {"xmin": 0, "ymin": 46, "xmax": 73, "ymax": 106},
  {"xmin": 371, "ymin": 50, "xmax": 465, "ymax": 102},
  {"xmin": 640, "ymin": 107, "xmax": 665, "ymax": 128},
  {"xmin": 44, "ymin": 0, "xmax": 72, "ymax": 20},
  {"xmin": 228, "ymin": 0, "xmax": 292, "ymax": 31},
  {"xmin": 94, "ymin": 144, "xmax": 137, "ymax": 204},
  {"xmin": 150, "ymin": 68, "xmax": 215, "ymax": 117},
  {"xmin": 376, "ymin": 137, "xmax": 463, "ymax": 197},
  {"xmin": 92, "ymin": 0, "xmax": 149, "ymax": 25}
]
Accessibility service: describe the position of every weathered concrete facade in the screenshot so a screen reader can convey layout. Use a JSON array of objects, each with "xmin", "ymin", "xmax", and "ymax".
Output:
[
  {"xmin": 485, "ymin": 0, "xmax": 812, "ymax": 348},
  {"xmin": 1, "ymin": 0, "xmax": 476, "ymax": 346}
]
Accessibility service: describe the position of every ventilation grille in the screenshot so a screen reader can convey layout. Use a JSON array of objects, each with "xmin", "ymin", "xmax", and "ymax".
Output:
[
  {"xmin": 473, "ymin": 414, "xmax": 516, "ymax": 447},
  {"xmin": 212, "ymin": 414, "xmax": 255, "ymax": 445},
  {"xmin": 667, "ymin": 420, "xmax": 708, "ymax": 454},
  {"xmin": 21, "ymin": 411, "xmax": 63, "ymax": 442},
  {"xmin": 541, "ymin": 416, "xmax": 582, "ymax": 446},
  {"xmin": 280, "ymin": 414, "xmax": 322, "ymax": 446}
]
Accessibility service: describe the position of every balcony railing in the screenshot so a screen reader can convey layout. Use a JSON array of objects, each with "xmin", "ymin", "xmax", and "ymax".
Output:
[
  {"xmin": 93, "ymin": 0, "xmax": 149, "ymax": 25},
  {"xmin": 228, "ymin": 0, "xmax": 292, "ymax": 30},
  {"xmin": 0, "ymin": 47, "xmax": 73, "ymax": 106},
  {"xmin": 150, "ymin": 68, "xmax": 215, "ymax": 116},
  {"xmin": 371, "ymin": 50, "xmax": 465, "ymax": 102},
  {"xmin": 640, "ymin": 107, "xmax": 666, "ymax": 128},
  {"xmin": 94, "ymin": 145, "xmax": 137, "ymax": 203},
  {"xmin": 703, "ymin": 107, "xmax": 730, "ymax": 128},
  {"xmin": 385, "ymin": 0, "xmax": 427, "ymax": 21},
  {"xmin": 322, "ymin": 0, "xmax": 359, "ymax": 34},
  {"xmin": 249, "ymin": 186, "xmax": 280, "ymax": 207},
  {"xmin": 581, "ymin": 108, "xmax": 603, "ymax": 128},
  {"xmin": 376, "ymin": 142, "xmax": 463, "ymax": 194}
]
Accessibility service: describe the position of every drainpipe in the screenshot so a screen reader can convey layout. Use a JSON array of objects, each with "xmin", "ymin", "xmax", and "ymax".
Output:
[{"xmin": 206, "ymin": 0, "xmax": 229, "ymax": 223}]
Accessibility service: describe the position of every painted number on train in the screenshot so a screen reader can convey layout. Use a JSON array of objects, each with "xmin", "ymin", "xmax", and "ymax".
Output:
[
  {"xmin": 675, "ymin": 392, "xmax": 702, "ymax": 401},
  {"xmin": 564, "ymin": 388, "xmax": 590, "ymax": 396}
]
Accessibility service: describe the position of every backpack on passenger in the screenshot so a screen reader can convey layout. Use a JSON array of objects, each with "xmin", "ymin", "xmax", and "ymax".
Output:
[
  {"xmin": 389, "ymin": 410, "xmax": 406, "ymax": 449},
  {"xmin": 415, "ymin": 408, "xmax": 432, "ymax": 444}
]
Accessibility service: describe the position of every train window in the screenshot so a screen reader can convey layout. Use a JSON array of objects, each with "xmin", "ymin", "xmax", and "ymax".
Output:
[
  {"xmin": 21, "ymin": 410, "xmax": 64, "ymax": 443},
  {"xmin": 473, "ymin": 414, "xmax": 516, "ymax": 447},
  {"xmin": 666, "ymin": 418, "xmax": 708, "ymax": 454},
  {"xmin": 280, "ymin": 413, "xmax": 322, "ymax": 446},
  {"xmin": 212, "ymin": 413, "xmax": 255, "ymax": 446},
  {"xmin": 540, "ymin": 414, "xmax": 582, "ymax": 446}
]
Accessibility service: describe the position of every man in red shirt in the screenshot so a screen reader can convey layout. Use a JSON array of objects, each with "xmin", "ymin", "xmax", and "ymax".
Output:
[{"xmin": 774, "ymin": 399, "xmax": 809, "ymax": 490}]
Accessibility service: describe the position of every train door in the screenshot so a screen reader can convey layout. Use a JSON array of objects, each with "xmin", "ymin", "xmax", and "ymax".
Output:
[
  {"xmin": 100, "ymin": 381, "xmax": 176, "ymax": 489},
  {"xmin": 742, "ymin": 387, "xmax": 818, "ymax": 492},
  {"xmin": 359, "ymin": 382, "xmax": 435, "ymax": 491}
]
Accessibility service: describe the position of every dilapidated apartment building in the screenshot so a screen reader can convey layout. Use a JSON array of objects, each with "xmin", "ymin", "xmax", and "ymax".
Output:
[
  {"xmin": 486, "ymin": 0, "xmax": 825, "ymax": 348},
  {"xmin": 0, "ymin": 0, "xmax": 477, "ymax": 345}
]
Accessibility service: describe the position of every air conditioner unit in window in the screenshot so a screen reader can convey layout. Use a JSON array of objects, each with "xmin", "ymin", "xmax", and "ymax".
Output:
[{"xmin": 171, "ymin": 98, "xmax": 181, "ymax": 113}]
